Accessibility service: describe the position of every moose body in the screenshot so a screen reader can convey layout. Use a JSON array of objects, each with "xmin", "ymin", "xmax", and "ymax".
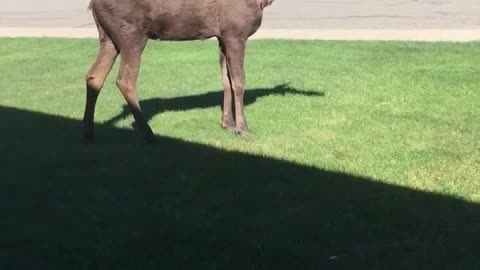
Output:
[{"xmin": 83, "ymin": 0, "xmax": 275, "ymax": 143}]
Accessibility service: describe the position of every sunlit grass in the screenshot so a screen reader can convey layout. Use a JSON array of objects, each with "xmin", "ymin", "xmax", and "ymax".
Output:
[{"xmin": 1, "ymin": 38, "xmax": 478, "ymax": 200}]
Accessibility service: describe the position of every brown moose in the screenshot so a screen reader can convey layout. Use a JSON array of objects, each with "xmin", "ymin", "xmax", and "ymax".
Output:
[{"xmin": 83, "ymin": 0, "xmax": 275, "ymax": 143}]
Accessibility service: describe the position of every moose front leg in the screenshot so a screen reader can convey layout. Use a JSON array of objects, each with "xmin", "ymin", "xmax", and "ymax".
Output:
[{"xmin": 115, "ymin": 36, "xmax": 155, "ymax": 143}]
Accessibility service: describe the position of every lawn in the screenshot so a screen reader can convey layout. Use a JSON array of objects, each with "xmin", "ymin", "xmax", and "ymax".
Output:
[{"xmin": 0, "ymin": 38, "xmax": 479, "ymax": 269}]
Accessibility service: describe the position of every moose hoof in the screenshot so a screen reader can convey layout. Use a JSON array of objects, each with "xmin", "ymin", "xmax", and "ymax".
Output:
[
  {"xmin": 221, "ymin": 122, "xmax": 236, "ymax": 131},
  {"xmin": 140, "ymin": 128, "xmax": 156, "ymax": 144},
  {"xmin": 235, "ymin": 127, "xmax": 249, "ymax": 137},
  {"xmin": 141, "ymin": 135, "xmax": 156, "ymax": 144},
  {"xmin": 82, "ymin": 132, "xmax": 95, "ymax": 144},
  {"xmin": 221, "ymin": 117, "xmax": 236, "ymax": 131}
]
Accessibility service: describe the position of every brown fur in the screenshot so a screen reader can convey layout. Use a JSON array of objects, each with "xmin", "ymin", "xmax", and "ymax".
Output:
[{"xmin": 83, "ymin": 0, "xmax": 274, "ymax": 143}]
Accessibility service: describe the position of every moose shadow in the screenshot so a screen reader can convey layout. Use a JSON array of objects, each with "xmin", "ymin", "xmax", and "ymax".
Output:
[{"xmin": 103, "ymin": 84, "xmax": 324, "ymax": 126}]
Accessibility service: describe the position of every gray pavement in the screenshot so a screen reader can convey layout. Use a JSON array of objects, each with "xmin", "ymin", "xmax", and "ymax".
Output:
[
  {"xmin": 0, "ymin": 0, "xmax": 91, "ymax": 28},
  {"xmin": 1, "ymin": 0, "xmax": 480, "ymax": 29},
  {"xmin": 1, "ymin": 0, "xmax": 480, "ymax": 40},
  {"xmin": 264, "ymin": 0, "xmax": 480, "ymax": 29}
]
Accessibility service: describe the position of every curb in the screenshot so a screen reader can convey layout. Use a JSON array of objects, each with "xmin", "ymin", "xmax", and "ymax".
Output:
[{"xmin": 1, "ymin": 28, "xmax": 480, "ymax": 41}]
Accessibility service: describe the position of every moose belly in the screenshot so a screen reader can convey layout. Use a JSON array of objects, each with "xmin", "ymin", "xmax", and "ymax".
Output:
[{"xmin": 147, "ymin": 13, "xmax": 219, "ymax": 41}]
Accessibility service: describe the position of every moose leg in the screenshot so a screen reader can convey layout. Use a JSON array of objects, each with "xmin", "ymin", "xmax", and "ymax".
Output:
[
  {"xmin": 224, "ymin": 38, "xmax": 249, "ymax": 135},
  {"xmin": 115, "ymin": 39, "xmax": 154, "ymax": 143},
  {"xmin": 218, "ymin": 40, "xmax": 235, "ymax": 130},
  {"xmin": 83, "ymin": 38, "xmax": 119, "ymax": 143}
]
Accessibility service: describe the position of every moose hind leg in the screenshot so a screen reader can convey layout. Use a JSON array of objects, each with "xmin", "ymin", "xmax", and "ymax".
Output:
[
  {"xmin": 224, "ymin": 38, "xmax": 249, "ymax": 136},
  {"xmin": 83, "ymin": 38, "xmax": 119, "ymax": 143},
  {"xmin": 218, "ymin": 39, "xmax": 235, "ymax": 130}
]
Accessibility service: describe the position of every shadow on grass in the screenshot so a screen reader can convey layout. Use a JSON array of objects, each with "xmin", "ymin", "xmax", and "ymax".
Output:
[
  {"xmin": 104, "ymin": 84, "xmax": 324, "ymax": 126},
  {"xmin": 1, "ymin": 105, "xmax": 479, "ymax": 270}
]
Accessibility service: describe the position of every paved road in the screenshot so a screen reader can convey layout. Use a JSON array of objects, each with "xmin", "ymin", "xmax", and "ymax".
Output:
[{"xmin": 1, "ymin": 0, "xmax": 479, "ymax": 29}]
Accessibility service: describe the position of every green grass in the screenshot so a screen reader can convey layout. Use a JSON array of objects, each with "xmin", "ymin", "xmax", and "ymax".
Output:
[{"xmin": 0, "ymin": 38, "xmax": 479, "ymax": 269}]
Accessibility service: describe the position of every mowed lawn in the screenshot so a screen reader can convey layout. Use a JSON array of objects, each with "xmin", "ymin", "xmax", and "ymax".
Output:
[{"xmin": 0, "ymin": 38, "xmax": 479, "ymax": 269}]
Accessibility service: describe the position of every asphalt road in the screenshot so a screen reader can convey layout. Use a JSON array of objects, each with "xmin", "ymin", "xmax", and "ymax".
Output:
[{"xmin": 1, "ymin": 0, "xmax": 479, "ymax": 29}]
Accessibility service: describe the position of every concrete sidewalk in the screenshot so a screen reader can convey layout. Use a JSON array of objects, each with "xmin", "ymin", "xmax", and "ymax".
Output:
[
  {"xmin": 1, "ymin": 27, "xmax": 480, "ymax": 42},
  {"xmin": 1, "ymin": 0, "xmax": 480, "ymax": 29},
  {"xmin": 1, "ymin": 0, "xmax": 480, "ymax": 41}
]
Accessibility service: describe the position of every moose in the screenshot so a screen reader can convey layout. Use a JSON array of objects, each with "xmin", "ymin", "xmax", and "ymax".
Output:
[{"xmin": 83, "ymin": 0, "xmax": 275, "ymax": 143}]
